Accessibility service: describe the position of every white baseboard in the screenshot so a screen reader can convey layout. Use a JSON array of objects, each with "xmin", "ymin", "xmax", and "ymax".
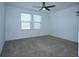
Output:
[
  {"xmin": 50, "ymin": 34, "xmax": 77, "ymax": 43},
  {"xmin": 6, "ymin": 34, "xmax": 49, "ymax": 41}
]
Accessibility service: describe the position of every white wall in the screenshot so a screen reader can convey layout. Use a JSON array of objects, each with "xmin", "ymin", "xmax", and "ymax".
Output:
[
  {"xmin": 5, "ymin": 6, "xmax": 50, "ymax": 40},
  {"xmin": 0, "ymin": 3, "xmax": 5, "ymax": 54},
  {"xmin": 50, "ymin": 5, "xmax": 79, "ymax": 42}
]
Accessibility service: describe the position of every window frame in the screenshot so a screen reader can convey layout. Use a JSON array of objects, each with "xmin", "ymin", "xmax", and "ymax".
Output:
[
  {"xmin": 20, "ymin": 13, "xmax": 42, "ymax": 30},
  {"xmin": 21, "ymin": 13, "xmax": 32, "ymax": 30},
  {"xmin": 32, "ymin": 15, "xmax": 42, "ymax": 29}
]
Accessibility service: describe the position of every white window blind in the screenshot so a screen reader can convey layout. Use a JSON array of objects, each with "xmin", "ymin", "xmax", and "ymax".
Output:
[
  {"xmin": 21, "ymin": 13, "xmax": 42, "ymax": 30},
  {"xmin": 21, "ymin": 13, "xmax": 31, "ymax": 30},
  {"xmin": 33, "ymin": 15, "xmax": 42, "ymax": 29}
]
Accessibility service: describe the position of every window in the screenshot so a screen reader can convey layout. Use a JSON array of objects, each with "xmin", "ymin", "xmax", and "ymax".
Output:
[
  {"xmin": 21, "ymin": 22, "xmax": 30, "ymax": 29},
  {"xmin": 33, "ymin": 23, "xmax": 40, "ymax": 29},
  {"xmin": 21, "ymin": 13, "xmax": 31, "ymax": 29},
  {"xmin": 33, "ymin": 15, "xmax": 42, "ymax": 29},
  {"xmin": 21, "ymin": 13, "xmax": 42, "ymax": 30}
]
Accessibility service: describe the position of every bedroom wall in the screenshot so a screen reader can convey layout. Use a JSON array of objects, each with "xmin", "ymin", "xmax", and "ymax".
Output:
[
  {"xmin": 0, "ymin": 3, "xmax": 5, "ymax": 54},
  {"xmin": 5, "ymin": 6, "xmax": 50, "ymax": 40},
  {"xmin": 50, "ymin": 5, "xmax": 79, "ymax": 42}
]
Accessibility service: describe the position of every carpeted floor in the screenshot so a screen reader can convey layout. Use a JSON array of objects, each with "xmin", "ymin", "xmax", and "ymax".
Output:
[{"xmin": 1, "ymin": 35, "xmax": 78, "ymax": 57}]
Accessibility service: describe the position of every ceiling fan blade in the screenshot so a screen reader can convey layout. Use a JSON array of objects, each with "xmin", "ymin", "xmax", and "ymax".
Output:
[
  {"xmin": 76, "ymin": 11, "xmax": 79, "ymax": 13},
  {"xmin": 46, "ymin": 8, "xmax": 50, "ymax": 11},
  {"xmin": 39, "ymin": 7, "xmax": 43, "ymax": 10},
  {"xmin": 46, "ymin": 5, "xmax": 56, "ymax": 8}
]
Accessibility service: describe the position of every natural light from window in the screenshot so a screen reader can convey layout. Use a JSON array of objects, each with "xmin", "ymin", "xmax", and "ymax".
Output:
[
  {"xmin": 33, "ymin": 15, "xmax": 42, "ymax": 29},
  {"xmin": 21, "ymin": 13, "xmax": 42, "ymax": 30},
  {"xmin": 21, "ymin": 13, "xmax": 31, "ymax": 30}
]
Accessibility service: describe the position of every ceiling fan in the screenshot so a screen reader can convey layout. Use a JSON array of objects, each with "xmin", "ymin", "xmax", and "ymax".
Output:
[
  {"xmin": 33, "ymin": 2, "xmax": 56, "ymax": 11},
  {"xmin": 76, "ymin": 11, "xmax": 79, "ymax": 16},
  {"xmin": 76, "ymin": 11, "xmax": 79, "ymax": 13}
]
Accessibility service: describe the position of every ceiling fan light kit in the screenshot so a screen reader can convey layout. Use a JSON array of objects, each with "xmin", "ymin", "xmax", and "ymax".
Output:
[{"xmin": 42, "ymin": 8, "xmax": 46, "ymax": 10}]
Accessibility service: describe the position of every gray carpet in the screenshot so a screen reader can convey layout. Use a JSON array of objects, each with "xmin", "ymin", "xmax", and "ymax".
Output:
[{"xmin": 1, "ymin": 35, "xmax": 78, "ymax": 57}]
